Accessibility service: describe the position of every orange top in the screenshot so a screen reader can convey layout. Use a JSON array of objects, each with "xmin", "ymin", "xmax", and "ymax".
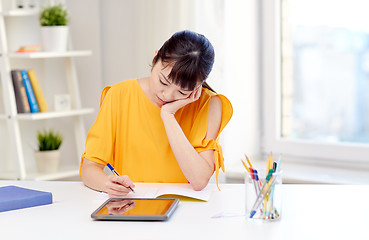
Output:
[{"xmin": 80, "ymin": 79, "xmax": 232, "ymax": 188}]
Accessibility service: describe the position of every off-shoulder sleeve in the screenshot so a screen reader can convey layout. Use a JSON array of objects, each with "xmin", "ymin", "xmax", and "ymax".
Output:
[
  {"xmin": 79, "ymin": 86, "xmax": 115, "ymax": 176},
  {"xmin": 192, "ymin": 94, "xmax": 233, "ymax": 190}
]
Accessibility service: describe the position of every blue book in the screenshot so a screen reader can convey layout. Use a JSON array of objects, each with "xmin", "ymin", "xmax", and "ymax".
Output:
[
  {"xmin": 0, "ymin": 186, "xmax": 53, "ymax": 212},
  {"xmin": 20, "ymin": 69, "xmax": 40, "ymax": 113}
]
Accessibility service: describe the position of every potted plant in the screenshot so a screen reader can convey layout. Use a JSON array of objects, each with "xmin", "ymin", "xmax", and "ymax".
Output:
[
  {"xmin": 34, "ymin": 129, "xmax": 63, "ymax": 174},
  {"xmin": 39, "ymin": 4, "xmax": 69, "ymax": 52}
]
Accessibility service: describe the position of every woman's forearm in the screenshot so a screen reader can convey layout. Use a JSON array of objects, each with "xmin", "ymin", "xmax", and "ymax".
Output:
[
  {"xmin": 160, "ymin": 111, "xmax": 214, "ymax": 190},
  {"xmin": 80, "ymin": 158, "xmax": 109, "ymax": 192}
]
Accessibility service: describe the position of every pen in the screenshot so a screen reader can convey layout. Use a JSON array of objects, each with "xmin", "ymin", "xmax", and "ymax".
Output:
[
  {"xmin": 249, "ymin": 173, "xmax": 277, "ymax": 218},
  {"xmin": 253, "ymin": 169, "xmax": 261, "ymax": 192},
  {"xmin": 263, "ymin": 166, "xmax": 273, "ymax": 219},
  {"xmin": 106, "ymin": 163, "xmax": 135, "ymax": 193}
]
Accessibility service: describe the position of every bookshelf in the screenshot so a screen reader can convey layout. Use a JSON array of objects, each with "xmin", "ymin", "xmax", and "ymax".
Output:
[{"xmin": 0, "ymin": 3, "xmax": 93, "ymax": 180}]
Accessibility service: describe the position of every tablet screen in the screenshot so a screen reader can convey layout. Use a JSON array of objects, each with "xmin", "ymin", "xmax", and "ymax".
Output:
[{"xmin": 91, "ymin": 198, "xmax": 179, "ymax": 221}]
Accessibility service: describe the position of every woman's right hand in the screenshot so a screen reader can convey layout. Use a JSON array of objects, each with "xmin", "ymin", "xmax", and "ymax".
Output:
[{"xmin": 105, "ymin": 174, "xmax": 135, "ymax": 198}]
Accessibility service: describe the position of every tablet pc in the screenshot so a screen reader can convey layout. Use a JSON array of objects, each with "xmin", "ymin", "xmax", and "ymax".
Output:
[{"xmin": 91, "ymin": 198, "xmax": 179, "ymax": 221}]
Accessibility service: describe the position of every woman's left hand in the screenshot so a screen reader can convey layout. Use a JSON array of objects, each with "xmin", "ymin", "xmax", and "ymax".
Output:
[{"xmin": 161, "ymin": 86, "xmax": 202, "ymax": 115}]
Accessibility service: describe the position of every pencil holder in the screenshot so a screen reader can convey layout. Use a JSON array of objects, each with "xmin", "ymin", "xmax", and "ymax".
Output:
[{"xmin": 245, "ymin": 170, "xmax": 282, "ymax": 222}]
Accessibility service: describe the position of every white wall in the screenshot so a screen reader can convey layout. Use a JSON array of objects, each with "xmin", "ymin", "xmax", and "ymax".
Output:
[
  {"xmin": 67, "ymin": 0, "xmax": 102, "ymax": 130},
  {"xmin": 222, "ymin": 0, "xmax": 261, "ymax": 169}
]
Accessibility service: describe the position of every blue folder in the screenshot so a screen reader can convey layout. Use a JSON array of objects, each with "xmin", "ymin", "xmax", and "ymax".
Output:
[{"xmin": 0, "ymin": 185, "xmax": 53, "ymax": 212}]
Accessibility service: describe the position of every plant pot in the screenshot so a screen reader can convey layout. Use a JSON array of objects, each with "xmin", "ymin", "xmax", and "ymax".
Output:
[
  {"xmin": 40, "ymin": 26, "xmax": 69, "ymax": 52},
  {"xmin": 34, "ymin": 150, "xmax": 61, "ymax": 174}
]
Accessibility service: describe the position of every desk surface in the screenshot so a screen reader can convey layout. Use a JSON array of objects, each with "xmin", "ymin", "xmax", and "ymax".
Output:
[{"xmin": 0, "ymin": 181, "xmax": 368, "ymax": 240}]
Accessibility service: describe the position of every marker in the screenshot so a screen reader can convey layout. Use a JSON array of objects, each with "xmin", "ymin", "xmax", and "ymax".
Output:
[{"xmin": 106, "ymin": 163, "xmax": 135, "ymax": 193}]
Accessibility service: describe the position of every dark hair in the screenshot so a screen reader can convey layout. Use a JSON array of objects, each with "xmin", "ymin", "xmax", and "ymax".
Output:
[{"xmin": 152, "ymin": 30, "xmax": 216, "ymax": 92}]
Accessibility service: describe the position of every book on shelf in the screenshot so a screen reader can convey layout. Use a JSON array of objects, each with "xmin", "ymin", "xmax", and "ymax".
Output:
[
  {"xmin": 20, "ymin": 69, "xmax": 39, "ymax": 113},
  {"xmin": 11, "ymin": 70, "xmax": 31, "ymax": 113},
  {"xmin": 27, "ymin": 69, "xmax": 48, "ymax": 112},
  {"xmin": 0, "ymin": 185, "xmax": 53, "ymax": 212},
  {"xmin": 16, "ymin": 44, "xmax": 41, "ymax": 53}
]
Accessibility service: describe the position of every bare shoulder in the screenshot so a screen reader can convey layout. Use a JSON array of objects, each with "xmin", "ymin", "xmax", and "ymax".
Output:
[
  {"xmin": 206, "ymin": 95, "xmax": 222, "ymax": 139},
  {"xmin": 209, "ymin": 95, "xmax": 222, "ymax": 110}
]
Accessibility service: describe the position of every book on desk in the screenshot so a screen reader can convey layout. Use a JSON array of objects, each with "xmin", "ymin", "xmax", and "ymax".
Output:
[
  {"xmin": 0, "ymin": 185, "xmax": 53, "ymax": 212},
  {"xmin": 98, "ymin": 183, "xmax": 214, "ymax": 202}
]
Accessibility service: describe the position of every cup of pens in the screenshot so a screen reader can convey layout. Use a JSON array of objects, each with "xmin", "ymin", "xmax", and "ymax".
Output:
[{"xmin": 243, "ymin": 155, "xmax": 282, "ymax": 222}]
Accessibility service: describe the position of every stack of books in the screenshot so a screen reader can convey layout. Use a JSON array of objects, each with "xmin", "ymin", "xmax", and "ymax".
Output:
[
  {"xmin": 15, "ymin": 44, "xmax": 41, "ymax": 53},
  {"xmin": 11, "ymin": 69, "xmax": 49, "ymax": 113}
]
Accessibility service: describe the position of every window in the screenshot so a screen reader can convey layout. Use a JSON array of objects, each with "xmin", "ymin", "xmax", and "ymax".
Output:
[{"xmin": 262, "ymin": 0, "xmax": 369, "ymax": 163}]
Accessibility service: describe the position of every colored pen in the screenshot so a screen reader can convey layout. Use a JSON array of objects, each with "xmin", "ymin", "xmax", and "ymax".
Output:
[
  {"xmin": 106, "ymin": 163, "xmax": 135, "ymax": 193},
  {"xmin": 249, "ymin": 174, "xmax": 278, "ymax": 218},
  {"xmin": 253, "ymin": 169, "xmax": 261, "ymax": 192},
  {"xmin": 250, "ymin": 169, "xmax": 260, "ymax": 195},
  {"xmin": 268, "ymin": 156, "xmax": 282, "ymax": 215},
  {"xmin": 269, "ymin": 156, "xmax": 282, "ymax": 201},
  {"xmin": 265, "ymin": 155, "xmax": 281, "ymax": 219}
]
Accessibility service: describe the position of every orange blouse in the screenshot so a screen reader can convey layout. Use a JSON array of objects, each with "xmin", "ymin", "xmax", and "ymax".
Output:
[{"xmin": 80, "ymin": 79, "xmax": 232, "ymax": 188}]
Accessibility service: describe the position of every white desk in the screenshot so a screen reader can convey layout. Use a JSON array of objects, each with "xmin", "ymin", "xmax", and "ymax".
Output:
[{"xmin": 0, "ymin": 181, "xmax": 368, "ymax": 240}]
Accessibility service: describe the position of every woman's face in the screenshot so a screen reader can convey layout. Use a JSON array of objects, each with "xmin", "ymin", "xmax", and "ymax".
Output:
[{"xmin": 149, "ymin": 60, "xmax": 197, "ymax": 107}]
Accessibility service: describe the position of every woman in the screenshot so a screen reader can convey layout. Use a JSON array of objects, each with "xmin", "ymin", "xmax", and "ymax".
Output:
[{"xmin": 80, "ymin": 30, "xmax": 233, "ymax": 197}]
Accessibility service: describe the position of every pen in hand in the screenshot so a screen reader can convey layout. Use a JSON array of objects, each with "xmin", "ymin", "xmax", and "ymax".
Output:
[{"xmin": 106, "ymin": 163, "xmax": 135, "ymax": 193}]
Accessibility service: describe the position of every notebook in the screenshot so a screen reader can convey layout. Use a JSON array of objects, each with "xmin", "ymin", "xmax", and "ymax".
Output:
[
  {"xmin": 98, "ymin": 183, "xmax": 214, "ymax": 202},
  {"xmin": 0, "ymin": 185, "xmax": 53, "ymax": 212}
]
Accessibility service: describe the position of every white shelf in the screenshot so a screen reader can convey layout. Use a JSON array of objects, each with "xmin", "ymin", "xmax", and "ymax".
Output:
[
  {"xmin": 0, "ymin": 171, "xmax": 17, "ymax": 180},
  {"xmin": 16, "ymin": 108, "xmax": 94, "ymax": 120},
  {"xmin": 0, "ymin": 168, "xmax": 80, "ymax": 181},
  {"xmin": 1, "ymin": 9, "xmax": 39, "ymax": 17},
  {"xmin": 32, "ymin": 169, "xmax": 80, "ymax": 181},
  {"xmin": 8, "ymin": 50, "xmax": 92, "ymax": 59}
]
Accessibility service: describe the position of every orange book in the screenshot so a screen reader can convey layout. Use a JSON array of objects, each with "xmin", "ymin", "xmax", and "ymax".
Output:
[{"xmin": 27, "ymin": 69, "xmax": 48, "ymax": 112}]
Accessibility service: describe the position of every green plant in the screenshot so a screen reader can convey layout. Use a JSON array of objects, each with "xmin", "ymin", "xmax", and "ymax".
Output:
[
  {"xmin": 37, "ymin": 129, "xmax": 63, "ymax": 151},
  {"xmin": 39, "ymin": 4, "xmax": 68, "ymax": 26}
]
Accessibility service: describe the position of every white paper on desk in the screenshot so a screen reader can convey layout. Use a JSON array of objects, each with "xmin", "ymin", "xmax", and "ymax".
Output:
[{"xmin": 97, "ymin": 184, "xmax": 214, "ymax": 202}]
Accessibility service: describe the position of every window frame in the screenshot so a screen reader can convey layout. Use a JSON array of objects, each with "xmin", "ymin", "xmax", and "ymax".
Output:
[{"xmin": 261, "ymin": 0, "xmax": 369, "ymax": 164}]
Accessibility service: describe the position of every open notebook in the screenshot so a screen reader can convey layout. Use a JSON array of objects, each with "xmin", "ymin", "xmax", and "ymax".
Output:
[{"xmin": 98, "ymin": 183, "xmax": 215, "ymax": 202}]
